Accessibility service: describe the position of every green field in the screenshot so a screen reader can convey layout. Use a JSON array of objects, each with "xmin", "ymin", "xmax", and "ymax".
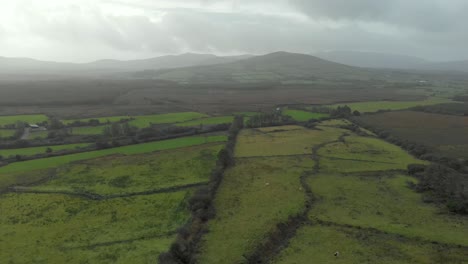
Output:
[
  {"xmin": 199, "ymin": 157, "xmax": 312, "ymax": 264},
  {"xmin": 0, "ymin": 134, "xmax": 227, "ymax": 263},
  {"xmin": 0, "ymin": 191, "xmax": 191, "ymax": 263},
  {"xmin": 318, "ymin": 135, "xmax": 426, "ymax": 171},
  {"xmin": 235, "ymin": 125, "xmax": 345, "ymax": 157},
  {"xmin": 69, "ymin": 126, "xmax": 107, "ymax": 135},
  {"xmin": 331, "ymin": 98, "xmax": 453, "ymax": 113},
  {"xmin": 28, "ymin": 130, "xmax": 49, "ymax": 139},
  {"xmin": 0, "ymin": 114, "xmax": 48, "ymax": 127},
  {"xmin": 0, "ymin": 129, "xmax": 15, "ymax": 138},
  {"xmin": 0, "ymin": 143, "xmax": 91, "ymax": 158},
  {"xmin": 273, "ymin": 224, "xmax": 468, "ymax": 264},
  {"xmin": 308, "ymin": 174, "xmax": 468, "ymax": 246},
  {"xmin": 0, "ymin": 135, "xmax": 227, "ymax": 192},
  {"xmin": 63, "ymin": 116, "xmax": 130, "ymax": 125},
  {"xmin": 283, "ymin": 109, "xmax": 329, "ymax": 121},
  {"xmin": 199, "ymin": 125, "xmax": 346, "ymax": 263},
  {"xmin": 63, "ymin": 112, "xmax": 208, "ymax": 128},
  {"xmin": 128, "ymin": 112, "xmax": 208, "ymax": 128},
  {"xmin": 175, "ymin": 116, "xmax": 233, "ymax": 127},
  {"xmin": 31, "ymin": 143, "xmax": 223, "ymax": 195}
]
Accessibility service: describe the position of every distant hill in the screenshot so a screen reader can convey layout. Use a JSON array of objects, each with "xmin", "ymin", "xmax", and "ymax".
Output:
[
  {"xmin": 314, "ymin": 50, "xmax": 468, "ymax": 73},
  {"xmin": 421, "ymin": 60, "xmax": 468, "ymax": 73},
  {"xmin": 314, "ymin": 51, "xmax": 428, "ymax": 69},
  {"xmin": 0, "ymin": 53, "xmax": 253, "ymax": 77},
  {"xmin": 142, "ymin": 51, "xmax": 373, "ymax": 83}
]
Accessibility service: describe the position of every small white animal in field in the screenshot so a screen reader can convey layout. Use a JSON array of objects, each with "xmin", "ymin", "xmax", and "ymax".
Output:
[
  {"xmin": 265, "ymin": 182, "xmax": 270, "ymax": 186},
  {"xmin": 334, "ymin": 251, "xmax": 340, "ymax": 257}
]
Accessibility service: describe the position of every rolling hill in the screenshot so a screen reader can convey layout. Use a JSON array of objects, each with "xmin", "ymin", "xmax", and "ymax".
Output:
[
  {"xmin": 0, "ymin": 53, "xmax": 252, "ymax": 77},
  {"xmin": 144, "ymin": 51, "xmax": 373, "ymax": 83},
  {"xmin": 314, "ymin": 50, "xmax": 468, "ymax": 73},
  {"xmin": 314, "ymin": 51, "xmax": 428, "ymax": 69}
]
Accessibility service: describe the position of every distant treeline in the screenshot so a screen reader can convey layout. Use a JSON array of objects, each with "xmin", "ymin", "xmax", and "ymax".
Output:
[
  {"xmin": 411, "ymin": 103, "xmax": 468, "ymax": 116},
  {"xmin": 159, "ymin": 116, "xmax": 244, "ymax": 264}
]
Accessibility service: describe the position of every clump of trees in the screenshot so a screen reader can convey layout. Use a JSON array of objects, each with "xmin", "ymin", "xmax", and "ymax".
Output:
[
  {"xmin": 246, "ymin": 112, "xmax": 294, "ymax": 128},
  {"xmin": 408, "ymin": 164, "xmax": 468, "ymax": 214},
  {"xmin": 159, "ymin": 116, "xmax": 244, "ymax": 264},
  {"xmin": 411, "ymin": 103, "xmax": 468, "ymax": 116},
  {"xmin": 330, "ymin": 105, "xmax": 360, "ymax": 118},
  {"xmin": 103, "ymin": 123, "xmax": 137, "ymax": 138}
]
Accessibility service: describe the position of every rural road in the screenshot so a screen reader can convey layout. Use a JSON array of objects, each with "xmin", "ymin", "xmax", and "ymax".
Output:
[{"xmin": 20, "ymin": 128, "xmax": 30, "ymax": 140}]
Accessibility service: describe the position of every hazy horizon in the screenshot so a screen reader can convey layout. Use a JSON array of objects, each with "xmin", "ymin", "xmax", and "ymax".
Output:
[{"xmin": 1, "ymin": 0, "xmax": 467, "ymax": 63}]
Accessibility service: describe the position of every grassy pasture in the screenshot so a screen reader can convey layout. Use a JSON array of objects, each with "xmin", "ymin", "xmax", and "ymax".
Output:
[
  {"xmin": 28, "ymin": 130, "xmax": 48, "ymax": 139},
  {"xmin": 69, "ymin": 125, "xmax": 107, "ymax": 135},
  {"xmin": 198, "ymin": 157, "xmax": 312, "ymax": 264},
  {"xmin": 0, "ymin": 143, "xmax": 91, "ymax": 158},
  {"xmin": 63, "ymin": 115, "xmax": 131, "ymax": 125},
  {"xmin": 273, "ymin": 225, "xmax": 468, "ymax": 264},
  {"xmin": 317, "ymin": 119, "xmax": 351, "ymax": 127},
  {"xmin": 31, "ymin": 143, "xmax": 223, "ymax": 195},
  {"xmin": 128, "ymin": 112, "xmax": 208, "ymax": 128},
  {"xmin": 283, "ymin": 109, "xmax": 329, "ymax": 121},
  {"xmin": 175, "ymin": 116, "xmax": 234, "ymax": 127},
  {"xmin": 235, "ymin": 125, "xmax": 345, "ymax": 157},
  {"xmin": 308, "ymin": 174, "xmax": 468, "ymax": 246},
  {"xmin": 63, "ymin": 112, "xmax": 208, "ymax": 128},
  {"xmin": 0, "ymin": 129, "xmax": 15, "ymax": 138},
  {"xmin": 0, "ymin": 114, "xmax": 48, "ymax": 127},
  {"xmin": 357, "ymin": 111, "xmax": 468, "ymax": 158},
  {"xmin": 318, "ymin": 136, "xmax": 425, "ymax": 170},
  {"xmin": 0, "ymin": 190, "xmax": 191, "ymax": 263},
  {"xmin": 0, "ymin": 135, "xmax": 227, "ymax": 191},
  {"xmin": 330, "ymin": 98, "xmax": 453, "ymax": 113}
]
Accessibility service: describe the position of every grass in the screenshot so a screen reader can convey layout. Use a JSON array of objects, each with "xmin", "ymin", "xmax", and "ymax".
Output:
[
  {"xmin": 128, "ymin": 112, "xmax": 208, "ymax": 128},
  {"xmin": 330, "ymin": 98, "xmax": 453, "ymax": 113},
  {"xmin": 317, "ymin": 119, "xmax": 351, "ymax": 127},
  {"xmin": 69, "ymin": 126, "xmax": 107, "ymax": 135},
  {"xmin": 283, "ymin": 109, "xmax": 329, "ymax": 121},
  {"xmin": 0, "ymin": 114, "xmax": 48, "ymax": 127},
  {"xmin": 0, "ymin": 190, "xmax": 191, "ymax": 263},
  {"xmin": 63, "ymin": 116, "xmax": 131, "ymax": 125},
  {"xmin": 198, "ymin": 157, "xmax": 313, "ymax": 264},
  {"xmin": 308, "ymin": 174, "xmax": 468, "ymax": 246},
  {"xmin": 63, "ymin": 112, "xmax": 208, "ymax": 128},
  {"xmin": 28, "ymin": 130, "xmax": 48, "ymax": 139},
  {"xmin": 318, "ymin": 135, "xmax": 426, "ymax": 171},
  {"xmin": 31, "ymin": 143, "xmax": 223, "ymax": 195},
  {"xmin": 0, "ymin": 135, "xmax": 227, "ymax": 176},
  {"xmin": 233, "ymin": 112, "xmax": 261, "ymax": 117},
  {"xmin": 272, "ymin": 225, "xmax": 468, "ymax": 264},
  {"xmin": 175, "ymin": 116, "xmax": 234, "ymax": 127},
  {"xmin": 0, "ymin": 143, "xmax": 91, "ymax": 158},
  {"xmin": 235, "ymin": 125, "xmax": 345, "ymax": 157},
  {"xmin": 0, "ymin": 129, "xmax": 15, "ymax": 138}
]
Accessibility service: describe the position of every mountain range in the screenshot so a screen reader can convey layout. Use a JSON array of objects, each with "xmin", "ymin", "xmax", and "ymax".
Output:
[
  {"xmin": 314, "ymin": 50, "xmax": 468, "ymax": 73},
  {"xmin": 1, "ymin": 51, "xmax": 467, "ymax": 82}
]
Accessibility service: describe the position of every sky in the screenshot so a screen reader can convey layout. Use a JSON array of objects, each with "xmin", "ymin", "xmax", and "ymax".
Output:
[{"xmin": 0, "ymin": 0, "xmax": 467, "ymax": 62}]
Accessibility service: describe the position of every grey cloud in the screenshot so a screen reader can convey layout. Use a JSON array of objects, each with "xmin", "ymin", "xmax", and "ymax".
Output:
[
  {"xmin": 1, "ymin": 0, "xmax": 467, "ymax": 62},
  {"xmin": 290, "ymin": 0, "xmax": 468, "ymax": 32}
]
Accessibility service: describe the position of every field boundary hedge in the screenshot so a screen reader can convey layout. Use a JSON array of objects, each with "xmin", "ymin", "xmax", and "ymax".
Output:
[{"xmin": 158, "ymin": 116, "xmax": 244, "ymax": 264}]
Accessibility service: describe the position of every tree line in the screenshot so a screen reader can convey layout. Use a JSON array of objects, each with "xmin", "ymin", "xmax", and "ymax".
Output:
[{"xmin": 159, "ymin": 116, "xmax": 244, "ymax": 264}]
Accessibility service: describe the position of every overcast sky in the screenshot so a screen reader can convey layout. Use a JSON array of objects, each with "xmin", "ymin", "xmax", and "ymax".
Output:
[{"xmin": 0, "ymin": 0, "xmax": 467, "ymax": 62}]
